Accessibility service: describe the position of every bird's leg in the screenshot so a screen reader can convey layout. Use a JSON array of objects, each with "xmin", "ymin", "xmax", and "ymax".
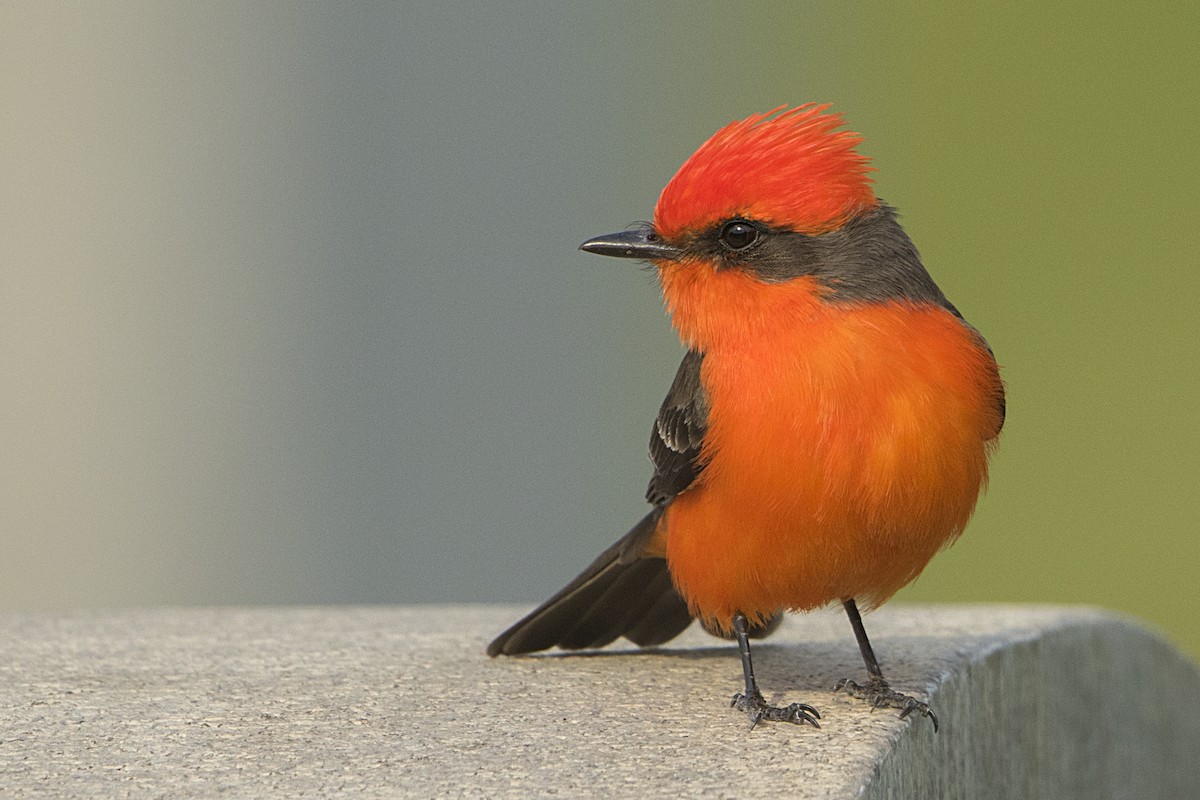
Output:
[
  {"xmin": 729, "ymin": 612, "xmax": 820, "ymax": 729},
  {"xmin": 834, "ymin": 599, "xmax": 939, "ymax": 731}
]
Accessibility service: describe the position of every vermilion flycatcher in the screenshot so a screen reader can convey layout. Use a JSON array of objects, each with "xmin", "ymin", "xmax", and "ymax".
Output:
[{"xmin": 488, "ymin": 105, "xmax": 1005, "ymax": 730}]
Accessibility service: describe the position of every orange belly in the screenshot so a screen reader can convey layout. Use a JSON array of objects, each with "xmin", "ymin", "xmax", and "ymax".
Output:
[{"xmin": 663, "ymin": 300, "xmax": 1002, "ymax": 630}]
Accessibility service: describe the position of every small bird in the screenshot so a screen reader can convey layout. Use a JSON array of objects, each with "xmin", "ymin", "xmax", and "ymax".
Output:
[{"xmin": 488, "ymin": 105, "xmax": 1004, "ymax": 730}]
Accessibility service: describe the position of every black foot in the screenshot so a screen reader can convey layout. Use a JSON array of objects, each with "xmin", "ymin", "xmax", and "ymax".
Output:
[
  {"xmin": 834, "ymin": 676, "xmax": 939, "ymax": 732},
  {"xmin": 731, "ymin": 689, "xmax": 821, "ymax": 730}
]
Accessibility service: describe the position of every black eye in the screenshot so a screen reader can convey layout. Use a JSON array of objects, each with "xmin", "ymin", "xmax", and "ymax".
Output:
[{"xmin": 719, "ymin": 220, "xmax": 759, "ymax": 251}]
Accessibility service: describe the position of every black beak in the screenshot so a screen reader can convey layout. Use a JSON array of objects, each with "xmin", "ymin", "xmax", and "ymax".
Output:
[{"xmin": 579, "ymin": 227, "xmax": 682, "ymax": 262}]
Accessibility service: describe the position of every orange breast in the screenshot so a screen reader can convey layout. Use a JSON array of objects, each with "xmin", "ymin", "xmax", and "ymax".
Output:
[{"xmin": 660, "ymin": 270, "xmax": 1002, "ymax": 630}]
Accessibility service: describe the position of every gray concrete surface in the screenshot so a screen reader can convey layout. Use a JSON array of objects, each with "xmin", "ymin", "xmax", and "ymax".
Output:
[{"xmin": 1, "ymin": 605, "xmax": 1197, "ymax": 798}]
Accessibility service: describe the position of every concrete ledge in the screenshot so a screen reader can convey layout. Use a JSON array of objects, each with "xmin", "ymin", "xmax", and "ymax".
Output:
[{"xmin": 1, "ymin": 605, "xmax": 1197, "ymax": 798}]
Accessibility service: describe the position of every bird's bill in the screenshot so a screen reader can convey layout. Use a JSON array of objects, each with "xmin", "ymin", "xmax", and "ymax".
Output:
[{"xmin": 579, "ymin": 228, "xmax": 682, "ymax": 261}]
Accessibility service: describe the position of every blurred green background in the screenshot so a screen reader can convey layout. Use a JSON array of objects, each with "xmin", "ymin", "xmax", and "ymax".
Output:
[{"xmin": 2, "ymin": 3, "xmax": 1197, "ymax": 660}]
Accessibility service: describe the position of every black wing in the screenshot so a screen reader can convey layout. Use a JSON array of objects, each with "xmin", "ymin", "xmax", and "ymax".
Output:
[
  {"xmin": 487, "ymin": 348, "xmax": 782, "ymax": 656},
  {"xmin": 646, "ymin": 350, "xmax": 709, "ymax": 505}
]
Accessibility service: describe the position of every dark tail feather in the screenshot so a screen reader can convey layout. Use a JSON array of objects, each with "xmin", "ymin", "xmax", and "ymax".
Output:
[
  {"xmin": 487, "ymin": 510, "xmax": 694, "ymax": 656},
  {"xmin": 623, "ymin": 568, "xmax": 694, "ymax": 646}
]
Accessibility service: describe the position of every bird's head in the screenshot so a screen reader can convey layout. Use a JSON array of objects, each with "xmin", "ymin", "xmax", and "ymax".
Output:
[
  {"xmin": 582, "ymin": 106, "xmax": 944, "ymax": 349},
  {"xmin": 654, "ymin": 104, "xmax": 875, "ymax": 239}
]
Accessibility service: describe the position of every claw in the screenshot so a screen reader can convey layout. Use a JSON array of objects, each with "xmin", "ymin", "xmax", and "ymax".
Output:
[
  {"xmin": 835, "ymin": 676, "xmax": 938, "ymax": 732},
  {"xmin": 732, "ymin": 689, "xmax": 821, "ymax": 730},
  {"xmin": 898, "ymin": 700, "xmax": 939, "ymax": 732}
]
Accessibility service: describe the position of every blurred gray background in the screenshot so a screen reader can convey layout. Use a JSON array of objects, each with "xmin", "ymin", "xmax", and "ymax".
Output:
[{"xmin": 3, "ymin": 3, "xmax": 1198, "ymax": 659}]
